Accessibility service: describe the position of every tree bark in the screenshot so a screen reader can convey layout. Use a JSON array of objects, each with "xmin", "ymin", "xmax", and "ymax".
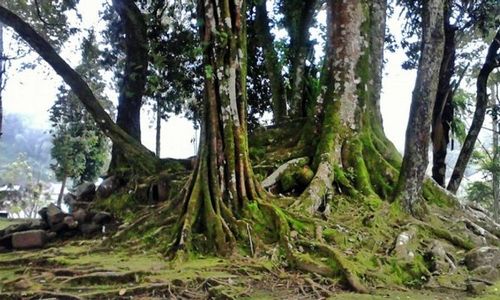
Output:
[
  {"xmin": 296, "ymin": 0, "xmax": 397, "ymax": 212},
  {"xmin": 284, "ymin": 0, "xmax": 317, "ymax": 117},
  {"xmin": 0, "ymin": 4, "xmax": 158, "ymax": 174},
  {"xmin": 395, "ymin": 0, "xmax": 444, "ymax": 215},
  {"xmin": 254, "ymin": 0, "xmax": 287, "ymax": 124},
  {"xmin": 156, "ymin": 100, "xmax": 161, "ymax": 157},
  {"xmin": 172, "ymin": 0, "xmax": 265, "ymax": 256},
  {"xmin": 431, "ymin": 2, "xmax": 456, "ymax": 187},
  {"xmin": 447, "ymin": 29, "xmax": 500, "ymax": 193},
  {"xmin": 57, "ymin": 174, "xmax": 67, "ymax": 208},
  {"xmin": 492, "ymin": 80, "xmax": 499, "ymax": 221},
  {"xmin": 109, "ymin": 0, "xmax": 149, "ymax": 171},
  {"xmin": 0, "ymin": 22, "xmax": 4, "ymax": 138}
]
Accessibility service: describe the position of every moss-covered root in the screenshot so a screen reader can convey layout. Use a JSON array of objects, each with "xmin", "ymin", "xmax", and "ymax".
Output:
[
  {"xmin": 416, "ymin": 222, "xmax": 475, "ymax": 250},
  {"xmin": 298, "ymin": 240, "xmax": 369, "ymax": 294}
]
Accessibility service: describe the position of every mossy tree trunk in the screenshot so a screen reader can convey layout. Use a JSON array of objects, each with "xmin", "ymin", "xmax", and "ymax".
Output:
[
  {"xmin": 254, "ymin": 0, "xmax": 287, "ymax": 124},
  {"xmin": 109, "ymin": 0, "xmax": 149, "ymax": 172},
  {"xmin": 172, "ymin": 0, "xmax": 266, "ymax": 256},
  {"xmin": 394, "ymin": 0, "xmax": 444, "ymax": 215},
  {"xmin": 431, "ymin": 1, "xmax": 456, "ymax": 187},
  {"xmin": 447, "ymin": 29, "xmax": 500, "ymax": 193},
  {"xmin": 0, "ymin": 5, "xmax": 158, "ymax": 174},
  {"xmin": 296, "ymin": 0, "xmax": 401, "ymax": 213}
]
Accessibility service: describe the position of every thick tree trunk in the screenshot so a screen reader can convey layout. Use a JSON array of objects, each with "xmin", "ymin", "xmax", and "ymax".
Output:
[
  {"xmin": 109, "ymin": 0, "xmax": 149, "ymax": 171},
  {"xmin": 285, "ymin": 0, "xmax": 317, "ymax": 117},
  {"xmin": 0, "ymin": 5, "xmax": 158, "ymax": 174},
  {"xmin": 395, "ymin": 0, "xmax": 444, "ymax": 215},
  {"xmin": 492, "ymin": 80, "xmax": 499, "ymax": 221},
  {"xmin": 447, "ymin": 30, "xmax": 500, "ymax": 194},
  {"xmin": 297, "ymin": 0, "xmax": 398, "ymax": 212},
  {"xmin": 57, "ymin": 174, "xmax": 67, "ymax": 208},
  {"xmin": 254, "ymin": 0, "xmax": 287, "ymax": 124},
  {"xmin": 431, "ymin": 3, "xmax": 456, "ymax": 187},
  {"xmin": 172, "ymin": 0, "xmax": 265, "ymax": 256}
]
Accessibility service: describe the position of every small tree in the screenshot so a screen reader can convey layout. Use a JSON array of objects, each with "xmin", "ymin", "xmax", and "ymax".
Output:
[{"xmin": 50, "ymin": 32, "xmax": 111, "ymax": 206}]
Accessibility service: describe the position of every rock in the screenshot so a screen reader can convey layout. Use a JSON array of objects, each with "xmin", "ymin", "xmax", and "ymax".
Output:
[
  {"xmin": 0, "ymin": 234, "xmax": 12, "ymax": 249},
  {"xmin": 466, "ymin": 280, "xmax": 488, "ymax": 295},
  {"xmin": 63, "ymin": 193, "xmax": 77, "ymax": 210},
  {"xmin": 93, "ymin": 211, "xmax": 112, "ymax": 225},
  {"xmin": 465, "ymin": 247, "xmax": 500, "ymax": 270},
  {"xmin": 46, "ymin": 203, "xmax": 66, "ymax": 228},
  {"xmin": 12, "ymin": 230, "xmax": 47, "ymax": 249},
  {"xmin": 72, "ymin": 208, "xmax": 90, "ymax": 224},
  {"xmin": 29, "ymin": 219, "xmax": 49, "ymax": 230},
  {"xmin": 4, "ymin": 222, "xmax": 32, "ymax": 235},
  {"xmin": 74, "ymin": 182, "xmax": 96, "ymax": 202},
  {"xmin": 426, "ymin": 240, "xmax": 454, "ymax": 273},
  {"xmin": 471, "ymin": 265, "xmax": 500, "ymax": 282},
  {"xmin": 38, "ymin": 206, "xmax": 48, "ymax": 222},
  {"xmin": 97, "ymin": 176, "xmax": 117, "ymax": 199},
  {"xmin": 63, "ymin": 216, "xmax": 78, "ymax": 229},
  {"xmin": 393, "ymin": 227, "xmax": 417, "ymax": 262},
  {"xmin": 79, "ymin": 223, "xmax": 101, "ymax": 235}
]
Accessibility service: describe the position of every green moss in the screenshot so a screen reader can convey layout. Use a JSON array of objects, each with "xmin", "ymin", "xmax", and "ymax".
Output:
[{"xmin": 94, "ymin": 193, "xmax": 137, "ymax": 221}]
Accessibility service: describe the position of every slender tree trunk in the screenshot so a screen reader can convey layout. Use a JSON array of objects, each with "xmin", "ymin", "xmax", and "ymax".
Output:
[
  {"xmin": 254, "ymin": 0, "xmax": 287, "ymax": 124},
  {"xmin": 285, "ymin": 0, "xmax": 317, "ymax": 117},
  {"xmin": 431, "ymin": 2, "xmax": 456, "ymax": 186},
  {"xmin": 0, "ymin": 5, "xmax": 158, "ymax": 174},
  {"xmin": 493, "ymin": 81, "xmax": 499, "ymax": 220},
  {"xmin": 447, "ymin": 30, "xmax": 500, "ymax": 193},
  {"xmin": 395, "ymin": 0, "xmax": 444, "ymax": 215},
  {"xmin": 156, "ymin": 101, "xmax": 161, "ymax": 157},
  {"xmin": 0, "ymin": 22, "xmax": 4, "ymax": 138},
  {"xmin": 57, "ymin": 174, "xmax": 67, "ymax": 208},
  {"xmin": 109, "ymin": 0, "xmax": 149, "ymax": 171}
]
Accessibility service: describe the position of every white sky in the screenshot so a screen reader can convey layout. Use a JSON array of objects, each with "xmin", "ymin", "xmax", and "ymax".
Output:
[{"xmin": 2, "ymin": 1, "xmax": 415, "ymax": 159}]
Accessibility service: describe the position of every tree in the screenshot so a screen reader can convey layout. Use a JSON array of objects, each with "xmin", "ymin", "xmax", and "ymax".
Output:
[
  {"xmin": 395, "ymin": 0, "xmax": 445, "ymax": 214},
  {"xmin": 447, "ymin": 29, "xmax": 500, "ymax": 193},
  {"xmin": 0, "ymin": 3, "xmax": 158, "ymax": 174},
  {"xmin": 0, "ymin": 22, "xmax": 4, "ymax": 138},
  {"xmin": 50, "ymin": 32, "xmax": 111, "ymax": 205}
]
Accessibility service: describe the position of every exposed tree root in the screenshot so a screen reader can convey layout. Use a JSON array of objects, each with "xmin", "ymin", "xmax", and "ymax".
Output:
[
  {"xmin": 415, "ymin": 222, "xmax": 474, "ymax": 250},
  {"xmin": 61, "ymin": 271, "xmax": 149, "ymax": 285}
]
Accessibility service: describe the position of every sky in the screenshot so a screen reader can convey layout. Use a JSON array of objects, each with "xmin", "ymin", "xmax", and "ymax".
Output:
[{"xmin": 2, "ymin": 1, "xmax": 416, "ymax": 160}]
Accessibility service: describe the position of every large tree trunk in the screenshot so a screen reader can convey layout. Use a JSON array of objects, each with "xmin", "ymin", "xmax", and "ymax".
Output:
[
  {"xmin": 296, "ymin": 0, "xmax": 400, "ymax": 213},
  {"xmin": 172, "ymin": 0, "xmax": 265, "ymax": 256},
  {"xmin": 431, "ymin": 2, "xmax": 456, "ymax": 187},
  {"xmin": 109, "ymin": 0, "xmax": 149, "ymax": 171},
  {"xmin": 0, "ymin": 5, "xmax": 158, "ymax": 174},
  {"xmin": 394, "ymin": 0, "xmax": 444, "ymax": 215},
  {"xmin": 155, "ymin": 100, "xmax": 161, "ymax": 157},
  {"xmin": 254, "ymin": 0, "xmax": 287, "ymax": 124},
  {"xmin": 447, "ymin": 30, "xmax": 500, "ymax": 193}
]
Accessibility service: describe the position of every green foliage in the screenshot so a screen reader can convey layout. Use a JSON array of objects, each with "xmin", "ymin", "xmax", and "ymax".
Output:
[
  {"xmin": 49, "ymin": 31, "xmax": 111, "ymax": 186},
  {"xmin": 466, "ymin": 181, "xmax": 493, "ymax": 208}
]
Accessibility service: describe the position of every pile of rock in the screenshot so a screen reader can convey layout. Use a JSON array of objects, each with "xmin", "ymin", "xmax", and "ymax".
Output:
[
  {"xmin": 464, "ymin": 246, "xmax": 500, "ymax": 294},
  {"xmin": 0, "ymin": 203, "xmax": 112, "ymax": 251}
]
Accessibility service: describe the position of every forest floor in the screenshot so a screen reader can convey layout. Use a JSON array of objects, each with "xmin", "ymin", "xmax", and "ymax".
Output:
[{"xmin": 0, "ymin": 220, "xmax": 499, "ymax": 299}]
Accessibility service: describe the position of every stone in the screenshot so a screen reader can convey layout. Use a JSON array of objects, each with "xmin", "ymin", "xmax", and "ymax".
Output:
[
  {"xmin": 426, "ymin": 240, "xmax": 453, "ymax": 273},
  {"xmin": 12, "ymin": 230, "xmax": 47, "ymax": 249},
  {"xmin": 465, "ymin": 247, "xmax": 500, "ymax": 270},
  {"xmin": 63, "ymin": 193, "xmax": 77, "ymax": 210},
  {"xmin": 4, "ymin": 222, "xmax": 31, "ymax": 235},
  {"xmin": 96, "ymin": 176, "xmax": 117, "ymax": 199},
  {"xmin": 46, "ymin": 203, "xmax": 66, "ymax": 228},
  {"xmin": 72, "ymin": 208, "xmax": 89, "ymax": 224},
  {"xmin": 0, "ymin": 234, "xmax": 12, "ymax": 249},
  {"xmin": 393, "ymin": 227, "xmax": 417, "ymax": 262},
  {"xmin": 79, "ymin": 223, "xmax": 101, "ymax": 235},
  {"xmin": 63, "ymin": 216, "xmax": 78, "ymax": 229},
  {"xmin": 74, "ymin": 182, "xmax": 96, "ymax": 202},
  {"xmin": 29, "ymin": 219, "xmax": 49, "ymax": 230},
  {"xmin": 466, "ymin": 280, "xmax": 487, "ymax": 295},
  {"xmin": 471, "ymin": 265, "xmax": 500, "ymax": 282},
  {"xmin": 93, "ymin": 211, "xmax": 112, "ymax": 225}
]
